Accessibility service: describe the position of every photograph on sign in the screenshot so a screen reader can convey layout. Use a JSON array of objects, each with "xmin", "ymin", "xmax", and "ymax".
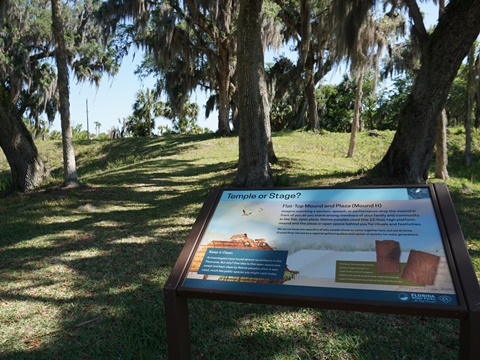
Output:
[{"xmin": 182, "ymin": 188, "xmax": 458, "ymax": 306}]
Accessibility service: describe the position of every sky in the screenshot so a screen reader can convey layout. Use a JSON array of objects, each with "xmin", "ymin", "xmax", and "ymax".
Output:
[
  {"xmin": 51, "ymin": 3, "xmax": 440, "ymax": 136},
  {"xmin": 56, "ymin": 48, "xmax": 298, "ymax": 135}
]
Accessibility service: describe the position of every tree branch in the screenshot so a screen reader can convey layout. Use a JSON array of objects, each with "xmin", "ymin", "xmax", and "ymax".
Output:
[
  {"xmin": 403, "ymin": 0, "xmax": 429, "ymax": 47},
  {"xmin": 172, "ymin": 1, "xmax": 219, "ymax": 41}
]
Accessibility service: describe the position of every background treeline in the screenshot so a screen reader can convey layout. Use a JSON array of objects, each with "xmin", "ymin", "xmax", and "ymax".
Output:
[
  {"xmin": 3, "ymin": 0, "xmax": 479, "ymax": 138},
  {"xmin": 1, "ymin": 0, "xmax": 480, "ymax": 191}
]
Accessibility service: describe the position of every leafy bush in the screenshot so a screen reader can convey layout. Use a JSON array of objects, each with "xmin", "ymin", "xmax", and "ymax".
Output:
[
  {"xmin": 0, "ymin": 175, "xmax": 12, "ymax": 194},
  {"xmin": 48, "ymin": 130, "xmax": 62, "ymax": 140}
]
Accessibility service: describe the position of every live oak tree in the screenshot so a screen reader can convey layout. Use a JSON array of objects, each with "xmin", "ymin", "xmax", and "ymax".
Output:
[
  {"xmin": 329, "ymin": 0, "xmax": 376, "ymax": 157},
  {"xmin": 0, "ymin": 88, "xmax": 48, "ymax": 191},
  {"xmin": 22, "ymin": 63, "xmax": 58, "ymax": 139},
  {"xmin": 368, "ymin": 0, "xmax": 449, "ymax": 179},
  {"xmin": 0, "ymin": 0, "xmax": 120, "ymax": 191},
  {"xmin": 0, "ymin": 0, "xmax": 51, "ymax": 191},
  {"xmin": 134, "ymin": 1, "xmax": 286, "ymax": 137},
  {"xmin": 345, "ymin": 14, "xmax": 377, "ymax": 158},
  {"xmin": 233, "ymin": 0, "xmax": 273, "ymax": 187},
  {"xmin": 341, "ymin": 7, "xmax": 405, "ymax": 158},
  {"xmin": 138, "ymin": 1, "xmax": 239, "ymax": 137},
  {"xmin": 272, "ymin": 0, "xmax": 335, "ymax": 131},
  {"xmin": 372, "ymin": 0, "xmax": 480, "ymax": 183}
]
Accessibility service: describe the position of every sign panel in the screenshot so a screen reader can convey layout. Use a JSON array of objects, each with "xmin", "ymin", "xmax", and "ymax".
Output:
[{"xmin": 182, "ymin": 187, "xmax": 459, "ymax": 306}]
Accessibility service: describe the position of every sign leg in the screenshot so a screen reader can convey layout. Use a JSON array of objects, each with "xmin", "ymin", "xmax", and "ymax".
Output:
[
  {"xmin": 164, "ymin": 288, "xmax": 191, "ymax": 360},
  {"xmin": 460, "ymin": 311, "xmax": 480, "ymax": 360}
]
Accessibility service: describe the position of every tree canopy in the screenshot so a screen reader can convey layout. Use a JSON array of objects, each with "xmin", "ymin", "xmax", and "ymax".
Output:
[
  {"xmin": 1, "ymin": 0, "xmax": 480, "ymax": 190},
  {"xmin": 0, "ymin": 0, "xmax": 124, "ymax": 190}
]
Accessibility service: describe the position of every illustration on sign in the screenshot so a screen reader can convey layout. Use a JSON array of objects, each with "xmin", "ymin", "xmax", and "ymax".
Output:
[
  {"xmin": 183, "ymin": 188, "xmax": 458, "ymax": 306},
  {"xmin": 190, "ymin": 234, "xmax": 295, "ymax": 283}
]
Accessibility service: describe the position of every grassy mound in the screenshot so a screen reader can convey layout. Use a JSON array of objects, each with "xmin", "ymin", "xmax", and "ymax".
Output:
[{"xmin": 0, "ymin": 130, "xmax": 478, "ymax": 359}]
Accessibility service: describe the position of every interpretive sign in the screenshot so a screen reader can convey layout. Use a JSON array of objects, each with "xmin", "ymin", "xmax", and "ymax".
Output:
[
  {"xmin": 164, "ymin": 184, "xmax": 480, "ymax": 360},
  {"xmin": 183, "ymin": 186, "xmax": 459, "ymax": 306}
]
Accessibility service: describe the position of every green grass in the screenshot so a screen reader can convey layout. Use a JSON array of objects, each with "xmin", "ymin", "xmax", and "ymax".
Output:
[{"xmin": 0, "ymin": 129, "xmax": 478, "ymax": 359}]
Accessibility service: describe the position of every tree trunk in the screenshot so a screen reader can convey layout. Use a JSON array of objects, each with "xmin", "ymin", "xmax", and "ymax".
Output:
[
  {"xmin": 348, "ymin": 70, "xmax": 364, "ymax": 158},
  {"xmin": 373, "ymin": 0, "xmax": 480, "ymax": 184},
  {"xmin": 475, "ymin": 49, "xmax": 480, "ymax": 129},
  {"xmin": 34, "ymin": 114, "xmax": 41, "ymax": 139},
  {"xmin": 217, "ymin": 40, "xmax": 232, "ymax": 136},
  {"xmin": 299, "ymin": 0, "xmax": 319, "ymax": 131},
  {"xmin": 231, "ymin": 82, "xmax": 240, "ymax": 132},
  {"xmin": 476, "ymin": 59, "xmax": 480, "ymax": 129},
  {"xmin": 305, "ymin": 57, "xmax": 319, "ymax": 131},
  {"xmin": 435, "ymin": 109, "xmax": 449, "ymax": 179},
  {"xmin": 465, "ymin": 45, "xmax": 476, "ymax": 166},
  {"xmin": 433, "ymin": 3, "xmax": 449, "ymax": 180},
  {"xmin": 233, "ymin": 0, "xmax": 273, "ymax": 187},
  {"xmin": 0, "ymin": 89, "xmax": 47, "ymax": 192},
  {"xmin": 433, "ymin": 6, "xmax": 449, "ymax": 181},
  {"xmin": 291, "ymin": 100, "xmax": 307, "ymax": 130},
  {"xmin": 51, "ymin": 0, "xmax": 80, "ymax": 187},
  {"xmin": 266, "ymin": 103, "xmax": 277, "ymax": 165},
  {"xmin": 465, "ymin": 104, "xmax": 472, "ymax": 167}
]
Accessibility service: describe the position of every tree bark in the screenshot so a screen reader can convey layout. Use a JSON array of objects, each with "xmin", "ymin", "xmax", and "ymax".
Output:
[
  {"xmin": 51, "ymin": 0, "xmax": 80, "ymax": 187},
  {"xmin": 233, "ymin": 0, "xmax": 273, "ymax": 187},
  {"xmin": 435, "ymin": 109, "xmax": 449, "ymax": 179},
  {"xmin": 0, "ymin": 88, "xmax": 47, "ymax": 191},
  {"xmin": 465, "ymin": 45, "xmax": 476, "ymax": 166},
  {"xmin": 291, "ymin": 100, "xmax": 307, "ymax": 130},
  {"xmin": 348, "ymin": 69, "xmax": 364, "ymax": 158},
  {"xmin": 373, "ymin": 0, "xmax": 480, "ymax": 183},
  {"xmin": 432, "ymin": 0, "xmax": 449, "ymax": 179},
  {"xmin": 305, "ymin": 54, "xmax": 319, "ymax": 131},
  {"xmin": 217, "ymin": 39, "xmax": 232, "ymax": 136},
  {"xmin": 300, "ymin": 0, "xmax": 319, "ymax": 131},
  {"xmin": 476, "ymin": 49, "xmax": 480, "ymax": 129}
]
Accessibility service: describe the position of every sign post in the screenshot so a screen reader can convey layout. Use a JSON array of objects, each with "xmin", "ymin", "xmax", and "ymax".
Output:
[{"xmin": 164, "ymin": 184, "xmax": 480, "ymax": 359}]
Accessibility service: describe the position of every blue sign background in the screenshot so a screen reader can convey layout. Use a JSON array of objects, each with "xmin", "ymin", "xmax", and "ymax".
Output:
[{"xmin": 198, "ymin": 248, "xmax": 288, "ymax": 280}]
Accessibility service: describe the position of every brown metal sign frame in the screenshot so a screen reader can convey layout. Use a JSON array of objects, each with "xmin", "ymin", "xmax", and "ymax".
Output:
[{"xmin": 164, "ymin": 183, "xmax": 480, "ymax": 359}]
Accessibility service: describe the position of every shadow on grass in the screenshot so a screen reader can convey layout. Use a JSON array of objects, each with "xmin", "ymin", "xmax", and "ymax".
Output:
[
  {"xmin": 1, "ymin": 194, "xmax": 174, "ymax": 358},
  {"xmin": 0, "ymin": 135, "xmax": 236, "ymax": 359},
  {"xmin": 0, "ymin": 133, "xmax": 469, "ymax": 359},
  {"xmin": 272, "ymin": 157, "xmax": 371, "ymax": 188},
  {"xmin": 184, "ymin": 301, "xmax": 459, "ymax": 359}
]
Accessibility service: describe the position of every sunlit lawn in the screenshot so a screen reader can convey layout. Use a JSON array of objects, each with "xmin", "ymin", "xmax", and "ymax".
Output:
[{"xmin": 0, "ymin": 130, "xmax": 478, "ymax": 359}]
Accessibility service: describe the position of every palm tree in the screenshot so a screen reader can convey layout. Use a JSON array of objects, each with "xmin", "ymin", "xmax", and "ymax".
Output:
[
  {"xmin": 233, "ymin": 0, "xmax": 272, "ymax": 187},
  {"xmin": 94, "ymin": 121, "xmax": 101, "ymax": 136},
  {"xmin": 129, "ymin": 88, "xmax": 161, "ymax": 137},
  {"xmin": 51, "ymin": 0, "xmax": 79, "ymax": 187}
]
